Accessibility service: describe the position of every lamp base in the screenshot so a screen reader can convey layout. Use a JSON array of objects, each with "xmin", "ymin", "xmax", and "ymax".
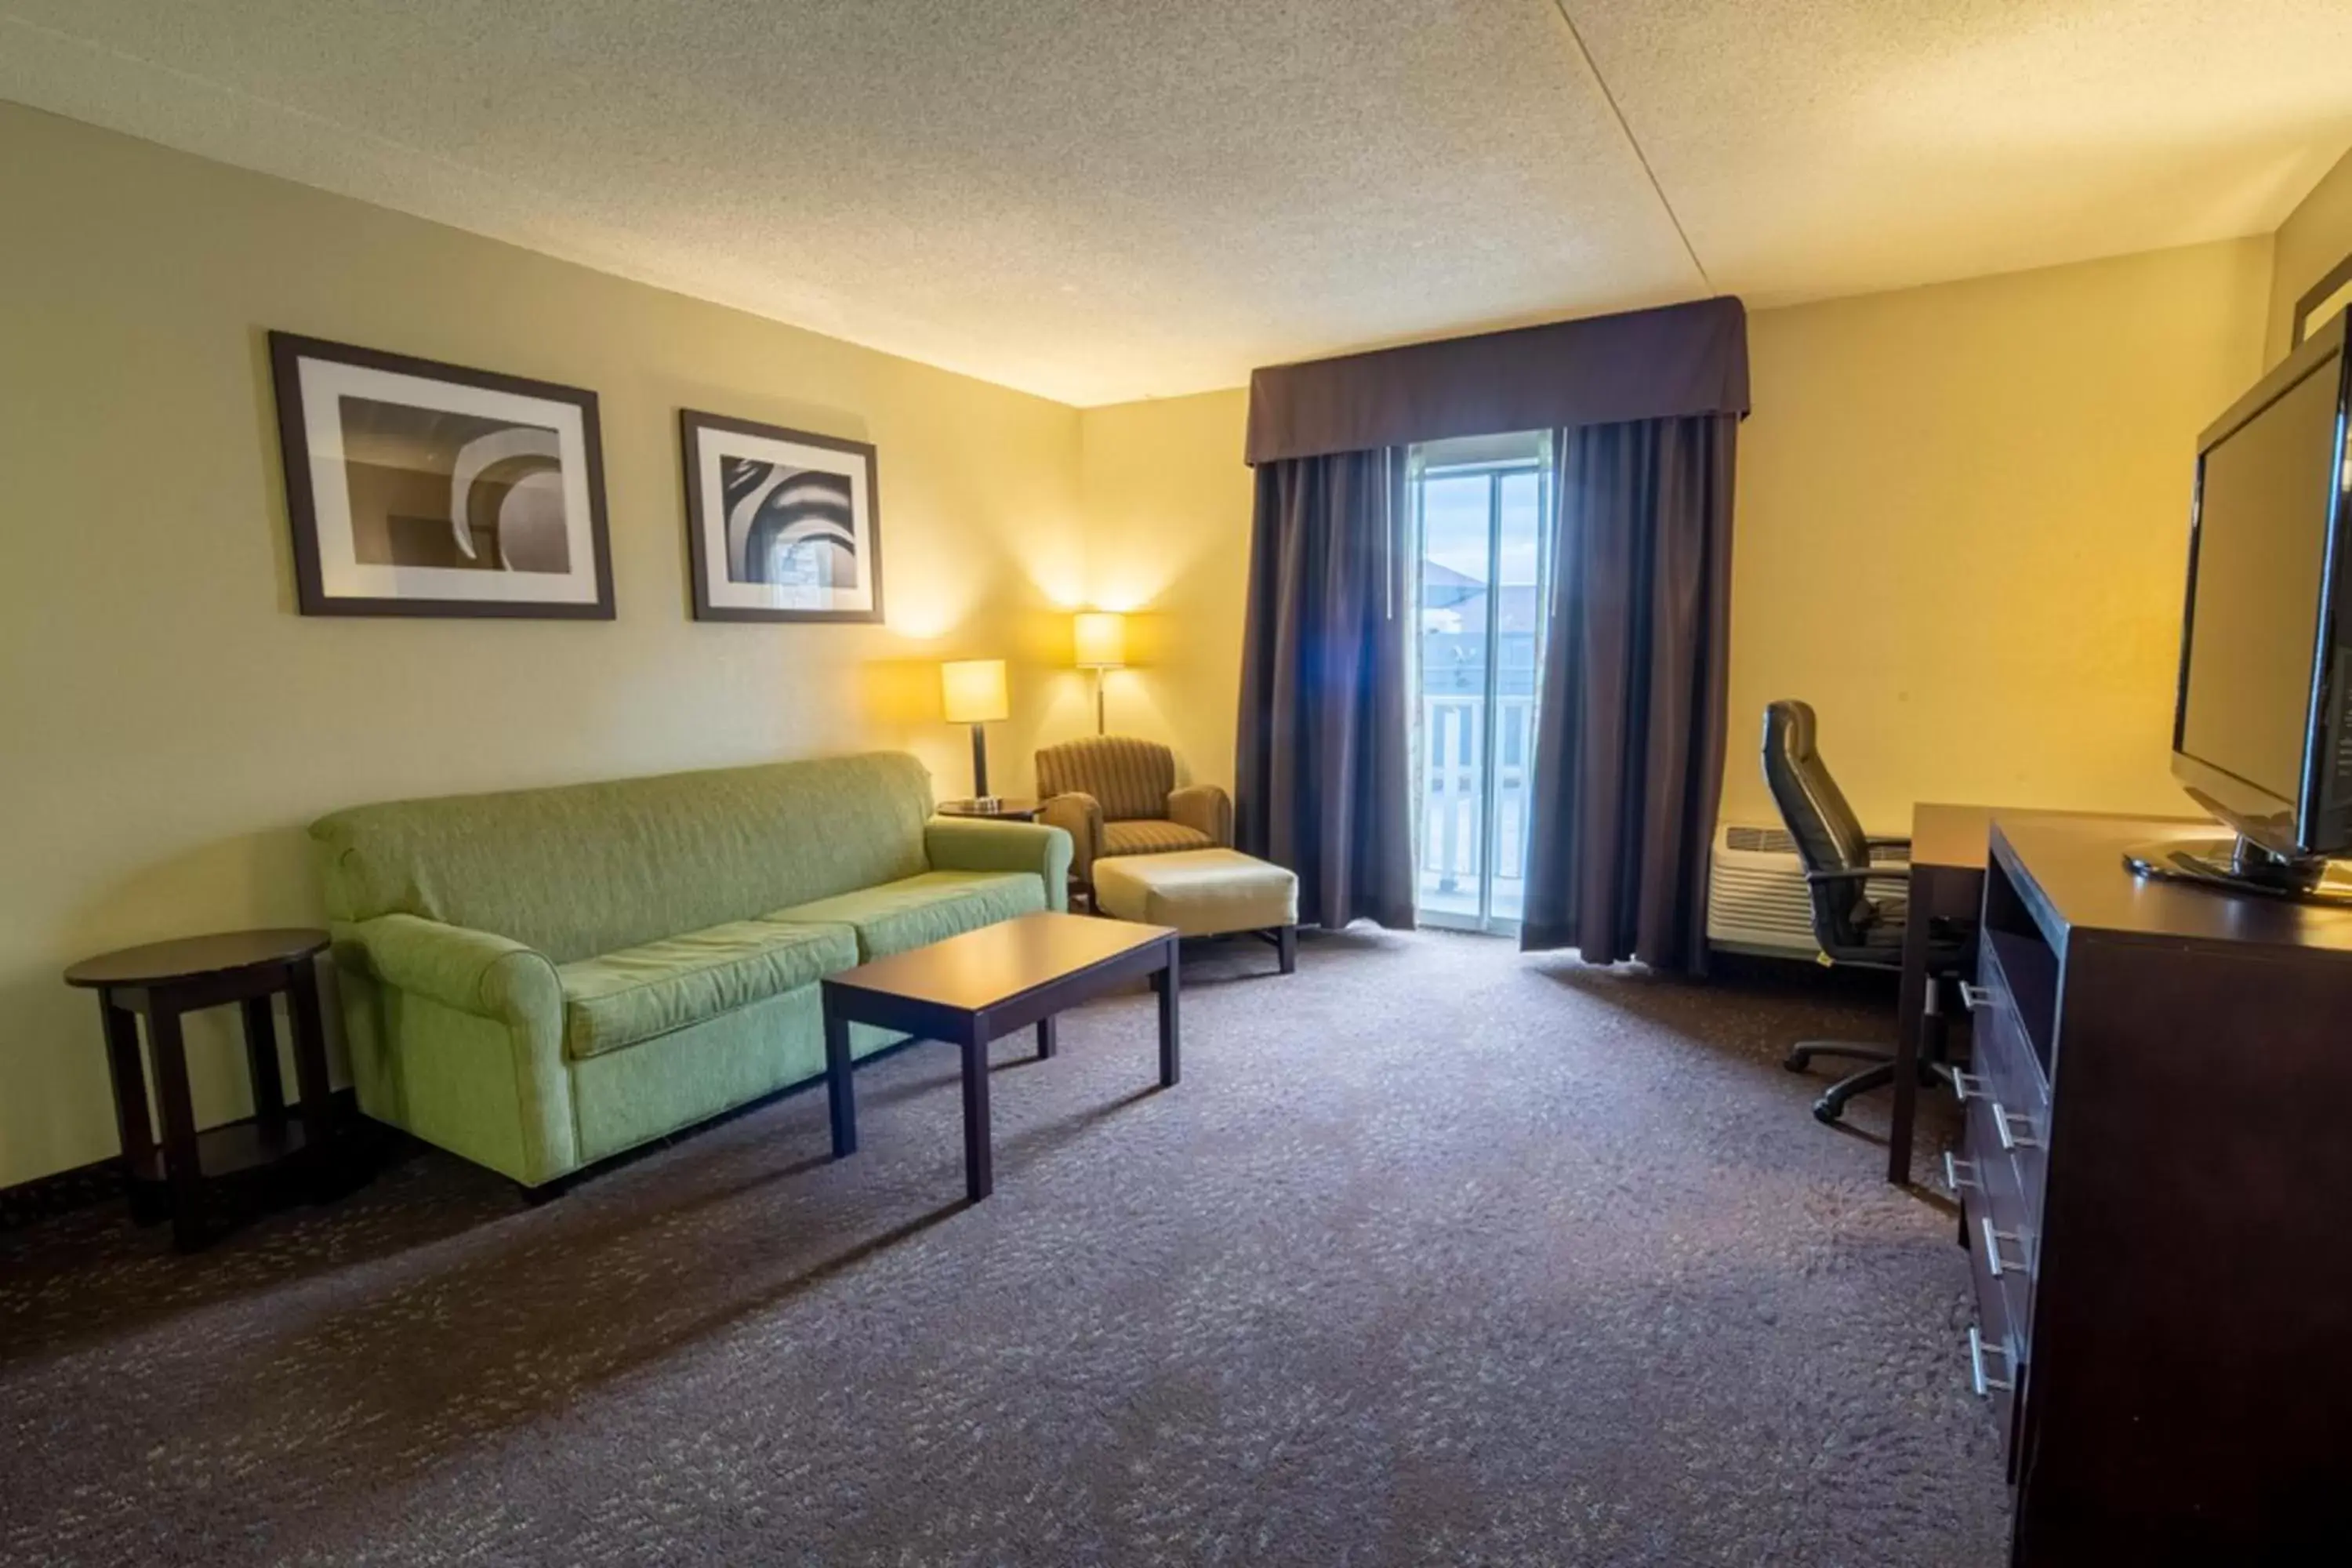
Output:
[{"xmin": 970, "ymin": 723, "xmax": 991, "ymax": 800}]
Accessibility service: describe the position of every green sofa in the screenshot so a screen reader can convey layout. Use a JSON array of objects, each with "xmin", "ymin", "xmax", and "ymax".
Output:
[{"xmin": 311, "ymin": 752, "xmax": 1070, "ymax": 1187}]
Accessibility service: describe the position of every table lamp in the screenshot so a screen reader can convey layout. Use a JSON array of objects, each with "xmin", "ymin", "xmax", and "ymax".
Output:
[
  {"xmin": 940, "ymin": 658, "xmax": 1011, "ymax": 804},
  {"xmin": 1073, "ymin": 612, "xmax": 1127, "ymax": 735}
]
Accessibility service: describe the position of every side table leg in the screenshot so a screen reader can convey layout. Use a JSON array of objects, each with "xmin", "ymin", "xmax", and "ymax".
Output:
[
  {"xmin": 145, "ymin": 1004, "xmax": 208, "ymax": 1251},
  {"xmin": 823, "ymin": 994, "xmax": 857, "ymax": 1157},
  {"xmin": 285, "ymin": 959, "xmax": 336, "ymax": 1192},
  {"xmin": 960, "ymin": 1019, "xmax": 993, "ymax": 1201},
  {"xmin": 98, "ymin": 995, "xmax": 160, "ymax": 1223},
  {"xmin": 1036, "ymin": 1014, "xmax": 1057, "ymax": 1060},
  {"xmin": 1152, "ymin": 943, "xmax": 1181, "ymax": 1087},
  {"xmin": 241, "ymin": 993, "xmax": 287, "ymax": 1133}
]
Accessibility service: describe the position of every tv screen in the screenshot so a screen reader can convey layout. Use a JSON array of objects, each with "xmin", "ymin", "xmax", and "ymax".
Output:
[{"xmin": 2177, "ymin": 360, "xmax": 2343, "ymax": 811}]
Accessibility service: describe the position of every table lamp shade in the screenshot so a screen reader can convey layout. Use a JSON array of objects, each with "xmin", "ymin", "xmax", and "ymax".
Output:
[
  {"xmin": 940, "ymin": 659, "xmax": 1011, "ymax": 724},
  {"xmin": 1073, "ymin": 612, "xmax": 1127, "ymax": 669}
]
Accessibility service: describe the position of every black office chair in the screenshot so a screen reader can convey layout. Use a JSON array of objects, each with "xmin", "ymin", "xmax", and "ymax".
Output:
[{"xmin": 1761, "ymin": 699, "xmax": 1970, "ymax": 1124}]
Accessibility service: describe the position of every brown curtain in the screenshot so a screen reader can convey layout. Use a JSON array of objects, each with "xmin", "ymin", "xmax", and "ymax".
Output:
[
  {"xmin": 1520, "ymin": 415, "xmax": 1737, "ymax": 970},
  {"xmin": 1234, "ymin": 449, "xmax": 1417, "ymax": 930}
]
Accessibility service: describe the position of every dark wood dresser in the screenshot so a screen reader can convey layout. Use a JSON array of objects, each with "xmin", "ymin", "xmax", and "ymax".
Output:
[{"xmin": 1955, "ymin": 815, "xmax": 2352, "ymax": 1564}]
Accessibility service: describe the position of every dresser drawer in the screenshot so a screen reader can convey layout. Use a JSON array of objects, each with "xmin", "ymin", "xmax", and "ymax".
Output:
[
  {"xmin": 1957, "ymin": 1160, "xmax": 2027, "ymax": 1478},
  {"xmin": 1957, "ymin": 1091, "xmax": 2038, "ymax": 1354},
  {"xmin": 1967, "ymin": 934, "xmax": 2049, "ymax": 1114},
  {"xmin": 1959, "ymin": 939, "xmax": 2052, "ymax": 1230}
]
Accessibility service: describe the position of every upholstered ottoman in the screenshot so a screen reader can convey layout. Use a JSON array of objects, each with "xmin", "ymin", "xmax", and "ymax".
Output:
[{"xmin": 1091, "ymin": 848, "xmax": 1298, "ymax": 974}]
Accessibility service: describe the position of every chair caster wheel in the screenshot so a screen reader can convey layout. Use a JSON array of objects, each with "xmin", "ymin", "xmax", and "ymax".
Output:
[
  {"xmin": 1782, "ymin": 1051, "xmax": 1810, "ymax": 1073},
  {"xmin": 1811, "ymin": 1097, "xmax": 1841, "ymax": 1126}
]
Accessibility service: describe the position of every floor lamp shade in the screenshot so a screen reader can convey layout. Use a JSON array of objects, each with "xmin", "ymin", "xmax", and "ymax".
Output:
[
  {"xmin": 1073, "ymin": 612, "xmax": 1126, "ymax": 734},
  {"xmin": 1073, "ymin": 612, "xmax": 1127, "ymax": 669},
  {"xmin": 941, "ymin": 659, "xmax": 1010, "ymax": 800}
]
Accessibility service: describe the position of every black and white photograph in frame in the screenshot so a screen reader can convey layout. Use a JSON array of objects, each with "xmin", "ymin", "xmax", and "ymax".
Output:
[
  {"xmin": 681, "ymin": 410, "xmax": 884, "ymax": 623},
  {"xmin": 268, "ymin": 332, "xmax": 614, "ymax": 619}
]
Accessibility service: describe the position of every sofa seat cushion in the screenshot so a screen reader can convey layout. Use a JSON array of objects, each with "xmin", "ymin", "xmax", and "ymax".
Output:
[
  {"xmin": 767, "ymin": 870, "xmax": 1046, "ymax": 960},
  {"xmin": 1100, "ymin": 818, "xmax": 1217, "ymax": 858},
  {"xmin": 558, "ymin": 920, "xmax": 856, "ymax": 1060}
]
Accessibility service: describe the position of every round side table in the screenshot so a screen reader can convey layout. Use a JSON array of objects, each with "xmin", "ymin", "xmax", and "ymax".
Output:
[
  {"xmin": 64, "ymin": 929, "xmax": 339, "ymax": 1251},
  {"xmin": 936, "ymin": 797, "xmax": 1044, "ymax": 822}
]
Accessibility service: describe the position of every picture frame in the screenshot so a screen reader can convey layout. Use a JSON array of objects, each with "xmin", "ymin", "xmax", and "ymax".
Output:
[
  {"xmin": 268, "ymin": 331, "xmax": 615, "ymax": 619},
  {"xmin": 679, "ymin": 410, "xmax": 884, "ymax": 623},
  {"xmin": 2292, "ymin": 251, "xmax": 2352, "ymax": 349}
]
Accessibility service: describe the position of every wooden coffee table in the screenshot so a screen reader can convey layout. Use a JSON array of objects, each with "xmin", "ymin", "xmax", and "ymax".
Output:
[{"xmin": 821, "ymin": 911, "xmax": 1180, "ymax": 1200}]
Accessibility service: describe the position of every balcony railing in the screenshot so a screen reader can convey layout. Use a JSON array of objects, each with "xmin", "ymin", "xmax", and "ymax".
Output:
[{"xmin": 1419, "ymin": 691, "xmax": 1537, "ymax": 924}]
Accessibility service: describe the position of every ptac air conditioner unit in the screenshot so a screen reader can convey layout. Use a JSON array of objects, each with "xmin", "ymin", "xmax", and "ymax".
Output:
[{"xmin": 1705, "ymin": 823, "xmax": 1909, "ymax": 960}]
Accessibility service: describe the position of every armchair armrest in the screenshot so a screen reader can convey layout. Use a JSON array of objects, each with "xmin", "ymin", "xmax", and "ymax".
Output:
[
  {"xmin": 925, "ymin": 817, "xmax": 1073, "ymax": 912},
  {"xmin": 1805, "ymin": 864, "xmax": 1911, "ymax": 884},
  {"xmin": 1167, "ymin": 783, "xmax": 1234, "ymax": 847},
  {"xmin": 1037, "ymin": 792, "xmax": 1104, "ymax": 883},
  {"xmin": 332, "ymin": 913, "xmax": 561, "ymax": 1029}
]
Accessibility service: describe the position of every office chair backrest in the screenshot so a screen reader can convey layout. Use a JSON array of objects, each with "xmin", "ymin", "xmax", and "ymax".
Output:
[{"xmin": 1761, "ymin": 699, "xmax": 1874, "ymax": 946}]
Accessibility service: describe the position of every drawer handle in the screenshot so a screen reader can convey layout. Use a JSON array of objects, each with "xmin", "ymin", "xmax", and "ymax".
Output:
[
  {"xmin": 1980, "ymin": 1215, "xmax": 2033, "ymax": 1279},
  {"xmin": 1951, "ymin": 1069, "xmax": 1984, "ymax": 1104},
  {"xmin": 1944, "ymin": 1151, "xmax": 1981, "ymax": 1194},
  {"xmin": 1968, "ymin": 1325, "xmax": 2016, "ymax": 1396},
  {"xmin": 1992, "ymin": 1102, "xmax": 2043, "ymax": 1152},
  {"xmin": 1958, "ymin": 981, "xmax": 1992, "ymax": 1012}
]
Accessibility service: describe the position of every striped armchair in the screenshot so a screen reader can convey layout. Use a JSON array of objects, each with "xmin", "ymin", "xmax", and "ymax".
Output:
[{"xmin": 1035, "ymin": 736, "xmax": 1233, "ymax": 884}]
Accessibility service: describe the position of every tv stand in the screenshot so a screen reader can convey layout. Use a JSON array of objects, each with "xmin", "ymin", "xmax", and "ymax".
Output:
[{"xmin": 2122, "ymin": 832, "xmax": 2352, "ymax": 907}]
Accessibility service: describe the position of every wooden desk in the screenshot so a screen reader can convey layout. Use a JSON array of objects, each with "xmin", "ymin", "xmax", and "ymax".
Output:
[{"xmin": 1887, "ymin": 804, "xmax": 1998, "ymax": 1185}]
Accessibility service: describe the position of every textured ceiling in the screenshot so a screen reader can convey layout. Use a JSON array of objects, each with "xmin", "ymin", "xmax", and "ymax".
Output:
[{"xmin": 2, "ymin": 2, "xmax": 2349, "ymax": 405}]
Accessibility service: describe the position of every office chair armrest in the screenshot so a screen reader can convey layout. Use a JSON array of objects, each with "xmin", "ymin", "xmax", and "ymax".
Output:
[{"xmin": 1864, "ymin": 836, "xmax": 1913, "ymax": 852}]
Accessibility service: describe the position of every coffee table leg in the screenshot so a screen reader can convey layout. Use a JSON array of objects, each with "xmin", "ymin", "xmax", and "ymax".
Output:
[
  {"xmin": 1036, "ymin": 1014, "xmax": 1057, "ymax": 1060},
  {"xmin": 960, "ymin": 1019, "xmax": 993, "ymax": 1201},
  {"xmin": 823, "ymin": 993, "xmax": 857, "ymax": 1157},
  {"xmin": 146, "ymin": 1002, "xmax": 208, "ymax": 1251},
  {"xmin": 1152, "ymin": 942, "xmax": 1181, "ymax": 1087}
]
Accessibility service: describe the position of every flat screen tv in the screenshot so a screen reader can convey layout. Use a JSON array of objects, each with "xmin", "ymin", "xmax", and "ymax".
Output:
[{"xmin": 2131, "ymin": 308, "xmax": 2352, "ymax": 902}]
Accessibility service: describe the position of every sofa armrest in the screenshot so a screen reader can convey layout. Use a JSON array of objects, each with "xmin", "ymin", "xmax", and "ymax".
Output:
[
  {"xmin": 1036, "ymin": 792, "xmax": 1104, "ymax": 884},
  {"xmin": 1167, "ymin": 783, "xmax": 1234, "ymax": 848},
  {"xmin": 926, "ymin": 818, "xmax": 1073, "ymax": 913},
  {"xmin": 334, "ymin": 913, "xmax": 561, "ymax": 1029}
]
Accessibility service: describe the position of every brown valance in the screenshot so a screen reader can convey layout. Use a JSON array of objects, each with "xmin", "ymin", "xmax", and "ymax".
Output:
[{"xmin": 1243, "ymin": 296, "xmax": 1749, "ymax": 466}]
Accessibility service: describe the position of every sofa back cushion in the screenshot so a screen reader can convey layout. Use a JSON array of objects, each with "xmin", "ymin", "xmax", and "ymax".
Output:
[
  {"xmin": 1035, "ymin": 735, "xmax": 1174, "ymax": 822},
  {"xmin": 312, "ymin": 753, "xmax": 934, "ymax": 962}
]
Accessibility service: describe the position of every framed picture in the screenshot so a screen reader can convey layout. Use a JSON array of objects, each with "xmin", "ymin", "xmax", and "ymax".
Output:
[
  {"xmin": 268, "ymin": 332, "xmax": 614, "ymax": 619},
  {"xmin": 2292, "ymin": 251, "xmax": 2352, "ymax": 348},
  {"xmin": 680, "ymin": 410, "xmax": 884, "ymax": 623}
]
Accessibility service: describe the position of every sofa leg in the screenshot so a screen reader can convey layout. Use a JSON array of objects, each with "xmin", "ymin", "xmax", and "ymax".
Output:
[
  {"xmin": 516, "ymin": 1175, "xmax": 572, "ymax": 1207},
  {"xmin": 1276, "ymin": 924, "xmax": 1298, "ymax": 975}
]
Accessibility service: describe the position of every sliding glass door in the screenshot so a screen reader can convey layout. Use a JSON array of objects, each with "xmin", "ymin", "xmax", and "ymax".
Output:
[{"xmin": 1411, "ymin": 434, "xmax": 1552, "ymax": 933}]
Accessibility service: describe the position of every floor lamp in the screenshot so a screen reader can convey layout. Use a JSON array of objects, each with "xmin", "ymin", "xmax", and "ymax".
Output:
[
  {"xmin": 940, "ymin": 659, "xmax": 1010, "ymax": 805},
  {"xmin": 1073, "ymin": 612, "xmax": 1127, "ymax": 735}
]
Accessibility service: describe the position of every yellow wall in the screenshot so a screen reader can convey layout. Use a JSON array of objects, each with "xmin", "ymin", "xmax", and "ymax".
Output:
[
  {"xmin": 2267, "ymin": 145, "xmax": 2352, "ymax": 364},
  {"xmin": 0, "ymin": 105, "xmax": 1085, "ymax": 1189},
  {"xmin": 1726, "ymin": 238, "xmax": 2273, "ymax": 831},
  {"xmin": 1076, "ymin": 392, "xmax": 1255, "ymax": 790},
  {"xmin": 1076, "ymin": 241, "xmax": 2274, "ymax": 839}
]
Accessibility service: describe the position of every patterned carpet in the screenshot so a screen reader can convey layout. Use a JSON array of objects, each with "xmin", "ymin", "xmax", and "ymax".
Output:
[{"xmin": 0, "ymin": 929, "xmax": 2009, "ymax": 1566}]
